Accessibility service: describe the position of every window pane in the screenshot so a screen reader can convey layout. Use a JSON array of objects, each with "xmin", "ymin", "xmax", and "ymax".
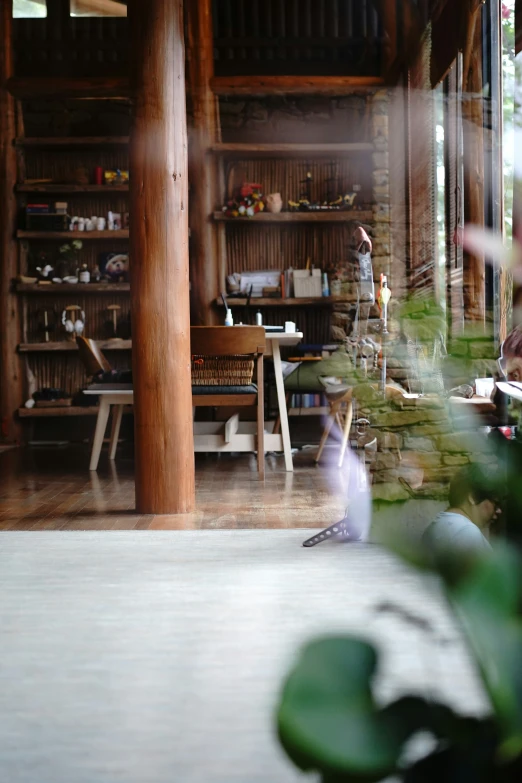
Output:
[
  {"xmin": 70, "ymin": 0, "xmax": 127, "ymax": 16},
  {"xmin": 13, "ymin": 0, "xmax": 47, "ymax": 18}
]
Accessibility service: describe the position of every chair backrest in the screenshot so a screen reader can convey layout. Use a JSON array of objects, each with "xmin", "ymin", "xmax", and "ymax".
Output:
[
  {"xmin": 76, "ymin": 336, "xmax": 112, "ymax": 376},
  {"xmin": 190, "ymin": 326, "xmax": 266, "ymax": 357}
]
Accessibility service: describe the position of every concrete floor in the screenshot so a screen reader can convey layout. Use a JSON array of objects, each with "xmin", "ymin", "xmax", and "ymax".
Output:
[{"xmin": 0, "ymin": 530, "xmax": 487, "ymax": 783}]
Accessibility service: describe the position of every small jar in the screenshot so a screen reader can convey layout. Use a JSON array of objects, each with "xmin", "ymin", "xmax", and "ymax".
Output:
[{"xmin": 79, "ymin": 264, "xmax": 90, "ymax": 284}]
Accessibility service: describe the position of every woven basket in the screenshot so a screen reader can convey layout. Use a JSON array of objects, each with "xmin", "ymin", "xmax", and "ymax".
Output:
[{"xmin": 191, "ymin": 355, "xmax": 254, "ymax": 386}]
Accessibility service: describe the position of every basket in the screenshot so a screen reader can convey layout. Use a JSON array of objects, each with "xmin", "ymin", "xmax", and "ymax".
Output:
[
  {"xmin": 191, "ymin": 355, "xmax": 254, "ymax": 386},
  {"xmin": 293, "ymin": 269, "xmax": 322, "ymax": 298}
]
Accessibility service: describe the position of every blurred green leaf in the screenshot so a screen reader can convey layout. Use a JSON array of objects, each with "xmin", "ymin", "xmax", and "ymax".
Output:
[
  {"xmin": 448, "ymin": 546, "xmax": 522, "ymax": 760},
  {"xmin": 277, "ymin": 637, "xmax": 400, "ymax": 780}
]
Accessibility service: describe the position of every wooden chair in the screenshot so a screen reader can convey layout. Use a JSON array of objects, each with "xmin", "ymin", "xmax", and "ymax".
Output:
[
  {"xmin": 191, "ymin": 326, "xmax": 266, "ymax": 479},
  {"xmin": 76, "ymin": 336, "xmax": 112, "ymax": 378}
]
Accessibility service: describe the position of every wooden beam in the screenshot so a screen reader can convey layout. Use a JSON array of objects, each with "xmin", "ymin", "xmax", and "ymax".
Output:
[
  {"xmin": 210, "ymin": 75, "xmax": 385, "ymax": 96},
  {"xmin": 186, "ymin": 0, "xmax": 219, "ymax": 326},
  {"xmin": 129, "ymin": 0, "xmax": 195, "ymax": 514},
  {"xmin": 6, "ymin": 76, "xmax": 131, "ymax": 99},
  {"xmin": 0, "ymin": 0, "xmax": 22, "ymax": 443}
]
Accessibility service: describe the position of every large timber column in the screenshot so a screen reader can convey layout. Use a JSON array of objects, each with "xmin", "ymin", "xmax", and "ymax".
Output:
[
  {"xmin": 186, "ymin": 0, "xmax": 219, "ymax": 326},
  {"xmin": 129, "ymin": 0, "xmax": 195, "ymax": 513},
  {"xmin": 0, "ymin": 0, "xmax": 22, "ymax": 443}
]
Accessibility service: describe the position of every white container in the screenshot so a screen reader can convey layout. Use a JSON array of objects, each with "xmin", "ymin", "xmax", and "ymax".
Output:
[
  {"xmin": 293, "ymin": 268, "xmax": 322, "ymax": 298},
  {"xmin": 255, "ymin": 310, "xmax": 263, "ymax": 326},
  {"xmin": 224, "ymin": 309, "xmax": 234, "ymax": 326},
  {"xmin": 285, "ymin": 321, "xmax": 296, "ymax": 333},
  {"xmin": 96, "ymin": 217, "xmax": 106, "ymax": 231}
]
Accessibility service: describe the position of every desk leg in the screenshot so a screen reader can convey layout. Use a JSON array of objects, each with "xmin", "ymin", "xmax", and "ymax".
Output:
[
  {"xmin": 272, "ymin": 340, "xmax": 293, "ymax": 472},
  {"xmin": 109, "ymin": 405, "xmax": 124, "ymax": 461},
  {"xmin": 89, "ymin": 398, "xmax": 111, "ymax": 471}
]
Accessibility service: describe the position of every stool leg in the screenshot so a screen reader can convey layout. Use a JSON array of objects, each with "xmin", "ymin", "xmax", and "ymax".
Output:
[
  {"xmin": 338, "ymin": 401, "xmax": 353, "ymax": 468},
  {"xmin": 315, "ymin": 403, "xmax": 339, "ymax": 464}
]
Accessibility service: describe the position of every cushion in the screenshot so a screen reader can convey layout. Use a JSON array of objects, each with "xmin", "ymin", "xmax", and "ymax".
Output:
[
  {"xmin": 191, "ymin": 384, "xmax": 258, "ymax": 395},
  {"xmin": 284, "ymin": 347, "xmax": 356, "ymax": 392}
]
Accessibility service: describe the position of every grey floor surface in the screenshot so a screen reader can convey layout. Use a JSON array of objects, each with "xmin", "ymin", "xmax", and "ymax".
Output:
[{"xmin": 0, "ymin": 531, "xmax": 488, "ymax": 783}]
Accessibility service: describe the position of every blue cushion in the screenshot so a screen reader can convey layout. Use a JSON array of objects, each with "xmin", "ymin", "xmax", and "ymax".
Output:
[{"xmin": 192, "ymin": 384, "xmax": 258, "ymax": 395}]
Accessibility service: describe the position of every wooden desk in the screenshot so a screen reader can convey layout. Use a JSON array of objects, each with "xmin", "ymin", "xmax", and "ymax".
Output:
[{"xmin": 84, "ymin": 331, "xmax": 303, "ymax": 472}]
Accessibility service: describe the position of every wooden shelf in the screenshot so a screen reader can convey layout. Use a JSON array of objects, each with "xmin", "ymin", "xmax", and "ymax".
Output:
[
  {"xmin": 213, "ymin": 210, "xmax": 373, "ymax": 224},
  {"xmin": 7, "ymin": 76, "xmax": 131, "ymax": 100},
  {"xmin": 16, "ymin": 283, "xmax": 130, "ymax": 294},
  {"xmin": 210, "ymin": 75, "xmax": 385, "ymax": 96},
  {"xmin": 18, "ymin": 340, "xmax": 132, "ymax": 353},
  {"xmin": 18, "ymin": 406, "xmax": 101, "ymax": 418},
  {"xmin": 17, "ymin": 230, "xmax": 129, "ymax": 240},
  {"xmin": 215, "ymin": 296, "xmax": 356, "ymax": 307},
  {"xmin": 16, "ymin": 184, "xmax": 129, "ymax": 193},
  {"xmin": 210, "ymin": 142, "xmax": 374, "ymax": 157},
  {"xmin": 15, "ymin": 136, "xmax": 129, "ymax": 148}
]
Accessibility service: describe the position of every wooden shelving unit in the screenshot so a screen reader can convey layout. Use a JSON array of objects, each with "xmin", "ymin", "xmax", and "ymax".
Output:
[
  {"xmin": 18, "ymin": 340, "xmax": 132, "ymax": 352},
  {"xmin": 13, "ymin": 124, "xmax": 132, "ymax": 424},
  {"xmin": 16, "ymin": 184, "xmax": 129, "ymax": 194},
  {"xmin": 216, "ymin": 296, "xmax": 356, "ymax": 308},
  {"xmin": 213, "ymin": 210, "xmax": 373, "ymax": 224},
  {"xmin": 18, "ymin": 406, "xmax": 101, "ymax": 418},
  {"xmin": 15, "ymin": 136, "xmax": 129, "ymax": 147},
  {"xmin": 17, "ymin": 230, "xmax": 129, "ymax": 240},
  {"xmin": 211, "ymin": 142, "xmax": 374, "ymax": 157},
  {"xmin": 16, "ymin": 283, "xmax": 130, "ymax": 294}
]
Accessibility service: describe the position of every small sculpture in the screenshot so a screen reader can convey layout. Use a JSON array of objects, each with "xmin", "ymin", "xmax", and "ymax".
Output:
[{"xmin": 266, "ymin": 193, "xmax": 283, "ymax": 213}]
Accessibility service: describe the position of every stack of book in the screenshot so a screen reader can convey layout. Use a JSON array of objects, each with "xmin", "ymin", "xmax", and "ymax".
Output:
[
  {"xmin": 290, "ymin": 393, "xmax": 327, "ymax": 409},
  {"xmin": 25, "ymin": 202, "xmax": 69, "ymax": 231}
]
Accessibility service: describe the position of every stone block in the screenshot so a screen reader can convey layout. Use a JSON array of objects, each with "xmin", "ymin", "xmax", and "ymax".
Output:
[
  {"xmin": 371, "ymin": 453, "xmax": 399, "ymax": 471},
  {"xmin": 373, "ymin": 152, "xmax": 389, "ymax": 169},
  {"xmin": 443, "ymin": 454, "xmax": 470, "ymax": 466},
  {"xmin": 403, "ymin": 436, "xmax": 435, "ymax": 452},
  {"xmin": 436, "ymin": 432, "xmax": 490, "ymax": 453},
  {"xmin": 377, "ymin": 431, "xmax": 402, "ymax": 449},
  {"xmin": 373, "ymin": 184, "xmax": 390, "ymax": 198},
  {"xmin": 371, "ymin": 483, "xmax": 410, "ymax": 503},
  {"xmin": 373, "ymin": 135, "xmax": 387, "ymax": 152},
  {"xmin": 372, "ymin": 410, "xmax": 446, "ymax": 429},
  {"xmin": 372, "ymin": 222, "xmax": 391, "ymax": 238},
  {"xmin": 401, "ymin": 451, "xmax": 442, "ymax": 469},
  {"xmin": 407, "ymin": 423, "xmax": 453, "ymax": 437},
  {"xmin": 337, "ymin": 96, "xmax": 366, "ymax": 111},
  {"xmin": 372, "ymin": 470, "xmax": 400, "ymax": 483},
  {"xmin": 373, "ymin": 204, "xmax": 391, "ymax": 222},
  {"xmin": 372, "ymin": 241, "xmax": 391, "ymax": 257},
  {"xmin": 373, "ymin": 169, "xmax": 389, "ymax": 187},
  {"xmin": 469, "ymin": 340, "xmax": 497, "ymax": 360}
]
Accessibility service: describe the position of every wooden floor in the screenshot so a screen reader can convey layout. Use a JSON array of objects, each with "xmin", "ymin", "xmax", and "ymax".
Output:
[{"xmin": 0, "ymin": 445, "xmax": 350, "ymax": 531}]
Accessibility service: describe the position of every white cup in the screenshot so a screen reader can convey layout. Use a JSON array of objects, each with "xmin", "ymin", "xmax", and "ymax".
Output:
[
  {"xmin": 285, "ymin": 321, "xmax": 296, "ymax": 333},
  {"xmin": 96, "ymin": 217, "xmax": 106, "ymax": 231}
]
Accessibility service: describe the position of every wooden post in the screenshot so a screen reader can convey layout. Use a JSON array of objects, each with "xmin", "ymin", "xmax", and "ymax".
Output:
[
  {"xmin": 462, "ymin": 9, "xmax": 486, "ymax": 323},
  {"xmin": 129, "ymin": 0, "xmax": 195, "ymax": 513},
  {"xmin": 186, "ymin": 0, "xmax": 220, "ymax": 325},
  {"xmin": 0, "ymin": 0, "xmax": 22, "ymax": 443}
]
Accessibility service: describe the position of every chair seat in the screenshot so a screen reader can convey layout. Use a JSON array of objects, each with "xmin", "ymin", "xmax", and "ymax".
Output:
[{"xmin": 191, "ymin": 384, "xmax": 258, "ymax": 395}]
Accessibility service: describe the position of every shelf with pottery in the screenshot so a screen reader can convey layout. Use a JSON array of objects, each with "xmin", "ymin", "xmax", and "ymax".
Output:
[
  {"xmin": 18, "ymin": 340, "xmax": 132, "ymax": 352},
  {"xmin": 213, "ymin": 210, "xmax": 372, "ymax": 224},
  {"xmin": 16, "ymin": 283, "xmax": 130, "ymax": 294},
  {"xmin": 215, "ymin": 296, "xmax": 356, "ymax": 308},
  {"xmin": 211, "ymin": 142, "xmax": 374, "ymax": 157},
  {"xmin": 16, "ymin": 184, "xmax": 130, "ymax": 194},
  {"xmin": 17, "ymin": 230, "xmax": 129, "ymax": 240},
  {"xmin": 15, "ymin": 136, "xmax": 130, "ymax": 148}
]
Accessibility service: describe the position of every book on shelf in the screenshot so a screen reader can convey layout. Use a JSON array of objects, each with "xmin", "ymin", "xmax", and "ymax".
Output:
[{"xmin": 290, "ymin": 393, "xmax": 326, "ymax": 409}]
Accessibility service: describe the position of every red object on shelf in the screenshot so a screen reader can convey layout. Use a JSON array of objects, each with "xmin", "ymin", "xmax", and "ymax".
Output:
[
  {"xmin": 239, "ymin": 182, "xmax": 262, "ymax": 198},
  {"xmin": 94, "ymin": 166, "xmax": 103, "ymax": 185}
]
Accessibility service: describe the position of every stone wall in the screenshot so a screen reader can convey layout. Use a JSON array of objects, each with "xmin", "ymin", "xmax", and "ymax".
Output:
[{"xmin": 350, "ymin": 384, "xmax": 496, "ymax": 502}]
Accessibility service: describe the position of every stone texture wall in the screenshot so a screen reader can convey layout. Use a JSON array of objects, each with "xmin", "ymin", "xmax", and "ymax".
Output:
[{"xmin": 350, "ymin": 384, "xmax": 496, "ymax": 502}]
